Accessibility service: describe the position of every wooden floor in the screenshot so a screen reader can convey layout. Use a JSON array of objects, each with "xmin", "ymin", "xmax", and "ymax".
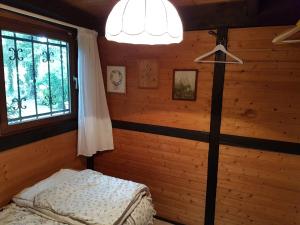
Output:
[{"xmin": 153, "ymin": 219, "xmax": 174, "ymax": 225}]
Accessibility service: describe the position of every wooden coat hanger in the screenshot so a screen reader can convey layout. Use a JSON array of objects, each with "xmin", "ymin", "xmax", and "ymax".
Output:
[{"xmin": 272, "ymin": 20, "xmax": 300, "ymax": 44}]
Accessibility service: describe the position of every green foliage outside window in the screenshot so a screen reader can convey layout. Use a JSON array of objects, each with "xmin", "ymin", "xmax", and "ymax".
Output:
[{"xmin": 1, "ymin": 30, "xmax": 71, "ymax": 124}]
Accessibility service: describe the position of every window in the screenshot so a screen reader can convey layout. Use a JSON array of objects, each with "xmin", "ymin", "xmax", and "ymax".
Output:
[
  {"xmin": 1, "ymin": 30, "xmax": 71, "ymax": 125},
  {"xmin": 0, "ymin": 11, "xmax": 77, "ymax": 135}
]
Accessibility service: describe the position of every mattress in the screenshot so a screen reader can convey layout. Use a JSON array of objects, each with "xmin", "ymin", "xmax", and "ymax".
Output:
[{"xmin": 6, "ymin": 169, "xmax": 155, "ymax": 225}]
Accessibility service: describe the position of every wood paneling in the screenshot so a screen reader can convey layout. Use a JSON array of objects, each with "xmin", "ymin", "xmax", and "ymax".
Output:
[
  {"xmin": 60, "ymin": 0, "xmax": 240, "ymax": 19},
  {"xmin": 98, "ymin": 26, "xmax": 300, "ymax": 225},
  {"xmin": 221, "ymin": 26, "xmax": 300, "ymax": 143},
  {"xmin": 0, "ymin": 131, "xmax": 84, "ymax": 207},
  {"xmin": 99, "ymin": 30, "xmax": 215, "ymax": 131},
  {"xmin": 215, "ymin": 145, "xmax": 300, "ymax": 225},
  {"xmin": 95, "ymin": 129, "xmax": 208, "ymax": 225},
  {"xmin": 98, "ymin": 32, "xmax": 213, "ymax": 224}
]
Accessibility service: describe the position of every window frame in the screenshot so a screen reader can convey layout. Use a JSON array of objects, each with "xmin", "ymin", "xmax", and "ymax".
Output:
[{"xmin": 0, "ymin": 10, "xmax": 78, "ymax": 136}]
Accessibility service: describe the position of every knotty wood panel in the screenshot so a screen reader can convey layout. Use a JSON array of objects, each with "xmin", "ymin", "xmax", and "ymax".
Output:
[
  {"xmin": 0, "ymin": 131, "xmax": 84, "ymax": 207},
  {"xmin": 221, "ymin": 26, "xmax": 300, "ymax": 143},
  {"xmin": 95, "ymin": 129, "xmax": 208, "ymax": 225},
  {"xmin": 215, "ymin": 145, "xmax": 300, "ymax": 225},
  {"xmin": 99, "ymin": 30, "xmax": 215, "ymax": 132}
]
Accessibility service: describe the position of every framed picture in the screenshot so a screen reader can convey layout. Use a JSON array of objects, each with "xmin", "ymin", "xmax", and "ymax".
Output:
[
  {"xmin": 107, "ymin": 66, "xmax": 126, "ymax": 93},
  {"xmin": 172, "ymin": 69, "xmax": 198, "ymax": 101},
  {"xmin": 138, "ymin": 59, "xmax": 159, "ymax": 89}
]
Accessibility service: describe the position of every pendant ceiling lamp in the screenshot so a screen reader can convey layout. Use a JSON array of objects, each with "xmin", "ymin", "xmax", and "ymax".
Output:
[{"xmin": 105, "ymin": 0, "xmax": 183, "ymax": 45}]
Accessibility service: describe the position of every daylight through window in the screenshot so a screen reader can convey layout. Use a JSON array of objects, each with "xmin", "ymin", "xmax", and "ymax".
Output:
[{"xmin": 1, "ymin": 30, "xmax": 71, "ymax": 125}]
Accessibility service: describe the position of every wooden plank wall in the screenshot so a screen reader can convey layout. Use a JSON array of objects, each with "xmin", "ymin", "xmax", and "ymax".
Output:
[
  {"xmin": 215, "ymin": 145, "xmax": 300, "ymax": 225},
  {"xmin": 0, "ymin": 131, "xmax": 84, "ymax": 207},
  {"xmin": 99, "ymin": 31, "xmax": 215, "ymax": 131},
  {"xmin": 97, "ymin": 26, "xmax": 300, "ymax": 225},
  {"xmin": 221, "ymin": 26, "xmax": 300, "ymax": 143},
  {"xmin": 95, "ymin": 129, "xmax": 208, "ymax": 225},
  {"xmin": 97, "ymin": 31, "xmax": 215, "ymax": 225},
  {"xmin": 216, "ymin": 26, "xmax": 300, "ymax": 225}
]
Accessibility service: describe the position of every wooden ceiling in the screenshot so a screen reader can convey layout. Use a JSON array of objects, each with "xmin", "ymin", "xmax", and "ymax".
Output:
[
  {"xmin": 60, "ymin": 0, "xmax": 242, "ymax": 21},
  {"xmin": 2, "ymin": 0, "xmax": 300, "ymax": 34}
]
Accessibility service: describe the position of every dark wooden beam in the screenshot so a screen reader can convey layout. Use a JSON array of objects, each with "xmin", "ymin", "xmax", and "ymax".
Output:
[
  {"xmin": 204, "ymin": 27, "xmax": 228, "ymax": 225},
  {"xmin": 111, "ymin": 120, "xmax": 300, "ymax": 155},
  {"xmin": 257, "ymin": 0, "xmax": 300, "ymax": 26},
  {"xmin": 0, "ymin": 119, "xmax": 77, "ymax": 152},
  {"xmin": 96, "ymin": 0, "xmax": 300, "ymax": 35},
  {"xmin": 3, "ymin": 0, "xmax": 299, "ymax": 34},
  {"xmin": 179, "ymin": 0, "xmax": 300, "ymax": 31},
  {"xmin": 0, "ymin": 0, "xmax": 99, "ymax": 29},
  {"xmin": 246, "ymin": 0, "xmax": 260, "ymax": 16},
  {"xmin": 179, "ymin": 1, "xmax": 248, "ymax": 31},
  {"xmin": 112, "ymin": 120, "xmax": 209, "ymax": 143}
]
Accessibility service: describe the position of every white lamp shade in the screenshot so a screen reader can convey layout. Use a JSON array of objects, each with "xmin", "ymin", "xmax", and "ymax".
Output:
[{"xmin": 105, "ymin": 0, "xmax": 183, "ymax": 45}]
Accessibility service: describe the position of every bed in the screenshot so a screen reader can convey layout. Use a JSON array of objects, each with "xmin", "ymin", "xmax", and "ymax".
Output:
[{"xmin": 0, "ymin": 169, "xmax": 155, "ymax": 225}]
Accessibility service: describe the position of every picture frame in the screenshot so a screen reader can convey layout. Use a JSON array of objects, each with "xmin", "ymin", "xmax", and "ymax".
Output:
[
  {"xmin": 138, "ymin": 59, "xmax": 159, "ymax": 89},
  {"xmin": 107, "ymin": 66, "xmax": 126, "ymax": 94},
  {"xmin": 172, "ymin": 69, "xmax": 198, "ymax": 101}
]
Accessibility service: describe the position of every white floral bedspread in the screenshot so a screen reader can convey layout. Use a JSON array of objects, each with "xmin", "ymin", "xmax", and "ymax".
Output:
[
  {"xmin": 33, "ymin": 170, "xmax": 151, "ymax": 225},
  {"xmin": 0, "ymin": 204, "xmax": 66, "ymax": 225}
]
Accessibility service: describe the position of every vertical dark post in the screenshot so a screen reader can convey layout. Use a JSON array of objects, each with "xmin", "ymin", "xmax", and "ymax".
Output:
[
  {"xmin": 87, "ymin": 156, "xmax": 94, "ymax": 170},
  {"xmin": 204, "ymin": 27, "xmax": 228, "ymax": 225}
]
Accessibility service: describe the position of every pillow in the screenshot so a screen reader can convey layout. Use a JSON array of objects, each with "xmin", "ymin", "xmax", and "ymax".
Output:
[{"xmin": 13, "ymin": 169, "xmax": 79, "ymax": 207}]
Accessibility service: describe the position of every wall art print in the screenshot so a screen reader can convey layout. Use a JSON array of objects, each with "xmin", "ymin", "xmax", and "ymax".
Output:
[
  {"xmin": 172, "ymin": 69, "xmax": 198, "ymax": 101},
  {"xmin": 107, "ymin": 66, "xmax": 126, "ymax": 94}
]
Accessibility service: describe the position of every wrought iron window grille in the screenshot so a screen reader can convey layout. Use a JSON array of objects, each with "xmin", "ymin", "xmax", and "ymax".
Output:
[{"xmin": 1, "ymin": 30, "xmax": 72, "ymax": 125}]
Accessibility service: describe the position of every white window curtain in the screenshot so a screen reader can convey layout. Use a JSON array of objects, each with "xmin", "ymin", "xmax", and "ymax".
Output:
[{"xmin": 77, "ymin": 28, "xmax": 114, "ymax": 156}]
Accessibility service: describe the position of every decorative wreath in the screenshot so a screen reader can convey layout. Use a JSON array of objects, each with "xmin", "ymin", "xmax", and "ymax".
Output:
[{"xmin": 110, "ymin": 69, "xmax": 123, "ymax": 87}]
